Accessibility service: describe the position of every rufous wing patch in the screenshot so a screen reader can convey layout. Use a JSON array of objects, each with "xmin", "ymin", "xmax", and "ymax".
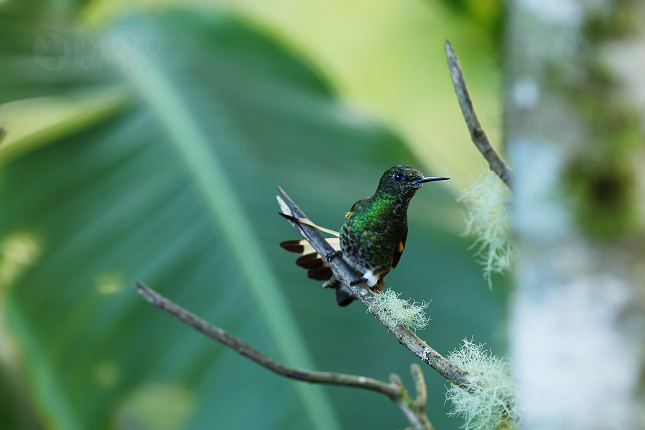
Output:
[{"xmin": 397, "ymin": 240, "xmax": 404, "ymax": 254}]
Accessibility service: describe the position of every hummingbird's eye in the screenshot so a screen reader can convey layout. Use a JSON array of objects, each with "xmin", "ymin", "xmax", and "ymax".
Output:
[{"xmin": 393, "ymin": 173, "xmax": 403, "ymax": 182}]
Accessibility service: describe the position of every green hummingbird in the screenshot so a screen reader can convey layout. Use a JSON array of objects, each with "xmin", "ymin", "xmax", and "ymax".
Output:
[{"xmin": 280, "ymin": 165, "xmax": 449, "ymax": 306}]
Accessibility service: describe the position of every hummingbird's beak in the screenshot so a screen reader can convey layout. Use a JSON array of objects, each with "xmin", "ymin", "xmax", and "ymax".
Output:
[{"xmin": 415, "ymin": 176, "xmax": 450, "ymax": 185}]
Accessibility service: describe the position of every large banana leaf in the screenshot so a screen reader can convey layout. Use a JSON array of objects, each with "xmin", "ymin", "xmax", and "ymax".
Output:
[{"xmin": 0, "ymin": 5, "xmax": 506, "ymax": 430}]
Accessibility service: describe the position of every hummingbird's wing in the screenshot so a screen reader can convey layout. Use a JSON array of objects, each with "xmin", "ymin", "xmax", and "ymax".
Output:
[
  {"xmin": 345, "ymin": 197, "xmax": 369, "ymax": 219},
  {"xmin": 391, "ymin": 226, "xmax": 408, "ymax": 269}
]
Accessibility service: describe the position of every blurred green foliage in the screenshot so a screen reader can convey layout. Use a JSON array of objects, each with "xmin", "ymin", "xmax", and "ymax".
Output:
[{"xmin": 0, "ymin": 1, "xmax": 506, "ymax": 429}]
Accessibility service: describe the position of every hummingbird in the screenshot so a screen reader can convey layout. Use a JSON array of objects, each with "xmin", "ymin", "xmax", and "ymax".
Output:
[{"xmin": 280, "ymin": 165, "xmax": 449, "ymax": 306}]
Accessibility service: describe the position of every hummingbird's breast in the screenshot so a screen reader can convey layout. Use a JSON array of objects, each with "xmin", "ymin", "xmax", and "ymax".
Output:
[{"xmin": 339, "ymin": 197, "xmax": 407, "ymax": 278}]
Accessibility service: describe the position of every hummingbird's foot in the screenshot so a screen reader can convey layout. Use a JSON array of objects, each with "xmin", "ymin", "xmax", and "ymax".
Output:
[
  {"xmin": 349, "ymin": 277, "xmax": 367, "ymax": 286},
  {"xmin": 325, "ymin": 250, "xmax": 342, "ymax": 263}
]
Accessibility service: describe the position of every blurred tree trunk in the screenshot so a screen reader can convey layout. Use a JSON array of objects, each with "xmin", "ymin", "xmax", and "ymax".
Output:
[{"xmin": 505, "ymin": 1, "xmax": 645, "ymax": 429}]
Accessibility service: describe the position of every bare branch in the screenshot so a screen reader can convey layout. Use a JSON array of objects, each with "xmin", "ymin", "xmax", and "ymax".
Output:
[
  {"xmin": 445, "ymin": 39, "xmax": 513, "ymax": 188},
  {"xmin": 135, "ymin": 281, "xmax": 434, "ymax": 429},
  {"xmin": 277, "ymin": 186, "xmax": 479, "ymax": 393}
]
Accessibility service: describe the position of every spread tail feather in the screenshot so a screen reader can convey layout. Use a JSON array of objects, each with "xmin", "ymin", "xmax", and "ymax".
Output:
[
  {"xmin": 279, "ymin": 209, "xmax": 385, "ymax": 306},
  {"xmin": 279, "ymin": 238, "xmax": 340, "ymax": 255},
  {"xmin": 279, "ymin": 238, "xmax": 340, "ymax": 282},
  {"xmin": 278, "ymin": 212, "xmax": 340, "ymax": 237},
  {"xmin": 335, "ymin": 285, "xmax": 355, "ymax": 307}
]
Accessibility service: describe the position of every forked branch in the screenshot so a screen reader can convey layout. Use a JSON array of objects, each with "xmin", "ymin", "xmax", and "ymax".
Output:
[{"xmin": 135, "ymin": 281, "xmax": 434, "ymax": 430}]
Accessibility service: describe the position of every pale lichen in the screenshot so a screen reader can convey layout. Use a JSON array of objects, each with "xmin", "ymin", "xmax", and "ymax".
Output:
[
  {"xmin": 367, "ymin": 288, "xmax": 430, "ymax": 332},
  {"xmin": 445, "ymin": 339, "xmax": 520, "ymax": 430},
  {"xmin": 458, "ymin": 169, "xmax": 514, "ymax": 288}
]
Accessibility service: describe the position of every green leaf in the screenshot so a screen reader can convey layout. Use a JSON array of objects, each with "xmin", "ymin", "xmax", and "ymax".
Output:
[
  {"xmin": 0, "ymin": 7, "xmax": 506, "ymax": 430},
  {"xmin": 0, "ymin": 87, "xmax": 130, "ymax": 164}
]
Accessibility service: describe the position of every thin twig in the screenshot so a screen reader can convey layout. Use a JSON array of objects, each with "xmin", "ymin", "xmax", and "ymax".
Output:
[
  {"xmin": 389, "ymin": 373, "xmax": 435, "ymax": 430},
  {"xmin": 411, "ymin": 364, "xmax": 427, "ymax": 409},
  {"xmin": 396, "ymin": 365, "xmax": 434, "ymax": 430},
  {"xmin": 445, "ymin": 39, "xmax": 513, "ymax": 188},
  {"xmin": 135, "ymin": 281, "xmax": 433, "ymax": 429},
  {"xmin": 277, "ymin": 187, "xmax": 479, "ymax": 393}
]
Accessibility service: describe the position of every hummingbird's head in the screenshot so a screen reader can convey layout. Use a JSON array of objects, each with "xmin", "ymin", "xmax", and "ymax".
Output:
[{"xmin": 377, "ymin": 165, "xmax": 449, "ymax": 199}]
